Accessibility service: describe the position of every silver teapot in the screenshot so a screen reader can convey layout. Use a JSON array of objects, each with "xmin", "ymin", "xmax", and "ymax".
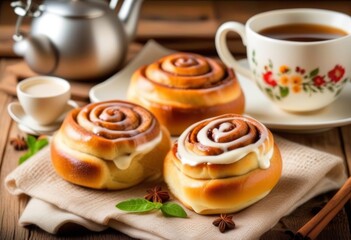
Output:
[{"xmin": 11, "ymin": 0, "xmax": 143, "ymax": 81}]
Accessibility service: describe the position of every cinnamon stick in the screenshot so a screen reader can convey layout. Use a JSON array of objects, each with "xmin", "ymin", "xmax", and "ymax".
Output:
[{"xmin": 297, "ymin": 177, "xmax": 351, "ymax": 239}]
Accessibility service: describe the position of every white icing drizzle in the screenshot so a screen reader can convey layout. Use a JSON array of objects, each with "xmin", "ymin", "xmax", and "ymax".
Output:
[
  {"xmin": 112, "ymin": 132, "xmax": 162, "ymax": 170},
  {"xmin": 212, "ymin": 122, "xmax": 232, "ymax": 142},
  {"xmin": 177, "ymin": 116, "xmax": 273, "ymax": 169}
]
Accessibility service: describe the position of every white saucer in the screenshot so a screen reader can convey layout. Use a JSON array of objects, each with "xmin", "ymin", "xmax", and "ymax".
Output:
[
  {"xmin": 89, "ymin": 41, "xmax": 351, "ymax": 133},
  {"xmin": 7, "ymin": 100, "xmax": 78, "ymax": 135}
]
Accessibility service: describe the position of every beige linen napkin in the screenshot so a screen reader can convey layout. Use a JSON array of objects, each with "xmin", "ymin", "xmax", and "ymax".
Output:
[{"xmin": 5, "ymin": 136, "xmax": 347, "ymax": 240}]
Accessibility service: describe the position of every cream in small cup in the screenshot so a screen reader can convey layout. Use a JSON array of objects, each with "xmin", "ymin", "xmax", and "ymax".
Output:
[
  {"xmin": 17, "ymin": 76, "xmax": 71, "ymax": 125},
  {"xmin": 215, "ymin": 8, "xmax": 351, "ymax": 112}
]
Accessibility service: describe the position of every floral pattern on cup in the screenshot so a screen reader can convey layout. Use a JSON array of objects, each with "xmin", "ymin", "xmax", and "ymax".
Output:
[{"xmin": 251, "ymin": 51, "xmax": 349, "ymax": 101}]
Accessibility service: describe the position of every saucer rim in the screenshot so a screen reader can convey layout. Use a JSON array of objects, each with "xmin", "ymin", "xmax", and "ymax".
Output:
[{"xmin": 8, "ymin": 100, "xmax": 78, "ymax": 134}]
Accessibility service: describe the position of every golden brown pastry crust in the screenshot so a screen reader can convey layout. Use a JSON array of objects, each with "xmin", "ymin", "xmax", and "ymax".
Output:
[
  {"xmin": 127, "ymin": 52, "xmax": 245, "ymax": 135},
  {"xmin": 163, "ymin": 114, "xmax": 282, "ymax": 214},
  {"xmin": 51, "ymin": 100, "xmax": 171, "ymax": 190}
]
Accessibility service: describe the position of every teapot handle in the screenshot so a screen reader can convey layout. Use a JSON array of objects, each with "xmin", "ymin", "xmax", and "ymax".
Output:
[
  {"xmin": 110, "ymin": 0, "xmax": 143, "ymax": 43},
  {"xmin": 11, "ymin": 0, "xmax": 43, "ymax": 41}
]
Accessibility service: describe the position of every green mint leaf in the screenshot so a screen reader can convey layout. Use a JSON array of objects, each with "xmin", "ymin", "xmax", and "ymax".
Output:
[
  {"xmin": 116, "ymin": 198, "xmax": 157, "ymax": 213},
  {"xmin": 27, "ymin": 135, "xmax": 37, "ymax": 152},
  {"xmin": 34, "ymin": 138, "xmax": 49, "ymax": 152},
  {"xmin": 18, "ymin": 136, "xmax": 49, "ymax": 165},
  {"xmin": 19, "ymin": 152, "xmax": 33, "ymax": 164},
  {"xmin": 153, "ymin": 202, "xmax": 163, "ymax": 209},
  {"xmin": 160, "ymin": 202, "xmax": 187, "ymax": 218}
]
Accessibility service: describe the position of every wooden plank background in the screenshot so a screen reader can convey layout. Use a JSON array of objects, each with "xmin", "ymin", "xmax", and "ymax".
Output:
[{"xmin": 0, "ymin": 1, "xmax": 350, "ymax": 239}]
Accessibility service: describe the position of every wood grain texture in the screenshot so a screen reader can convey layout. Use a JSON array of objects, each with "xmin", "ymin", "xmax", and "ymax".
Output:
[{"xmin": 0, "ymin": 0, "xmax": 350, "ymax": 239}]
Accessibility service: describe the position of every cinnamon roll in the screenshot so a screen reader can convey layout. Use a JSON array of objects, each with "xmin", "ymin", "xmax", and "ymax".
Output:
[
  {"xmin": 127, "ymin": 52, "xmax": 245, "ymax": 136},
  {"xmin": 51, "ymin": 100, "xmax": 171, "ymax": 190},
  {"xmin": 164, "ymin": 114, "xmax": 282, "ymax": 214}
]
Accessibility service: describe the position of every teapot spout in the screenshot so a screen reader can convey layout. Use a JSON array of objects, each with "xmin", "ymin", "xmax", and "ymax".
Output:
[
  {"xmin": 13, "ymin": 36, "xmax": 29, "ymax": 57},
  {"xmin": 118, "ymin": 0, "xmax": 143, "ymax": 43}
]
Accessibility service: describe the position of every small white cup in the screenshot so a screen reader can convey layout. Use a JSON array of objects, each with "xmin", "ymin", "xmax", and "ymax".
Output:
[
  {"xmin": 17, "ymin": 76, "xmax": 71, "ymax": 125},
  {"xmin": 215, "ymin": 8, "xmax": 351, "ymax": 112}
]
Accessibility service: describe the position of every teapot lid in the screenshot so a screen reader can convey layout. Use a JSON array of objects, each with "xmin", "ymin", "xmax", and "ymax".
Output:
[{"xmin": 43, "ymin": 0, "xmax": 107, "ymax": 18}]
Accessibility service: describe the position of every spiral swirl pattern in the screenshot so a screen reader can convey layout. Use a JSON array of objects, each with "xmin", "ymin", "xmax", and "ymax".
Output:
[
  {"xmin": 177, "ymin": 114, "xmax": 273, "ymax": 169},
  {"xmin": 58, "ymin": 101, "xmax": 162, "ymax": 165},
  {"xmin": 76, "ymin": 101, "xmax": 157, "ymax": 140},
  {"xmin": 51, "ymin": 100, "xmax": 171, "ymax": 190},
  {"xmin": 145, "ymin": 52, "xmax": 226, "ymax": 89}
]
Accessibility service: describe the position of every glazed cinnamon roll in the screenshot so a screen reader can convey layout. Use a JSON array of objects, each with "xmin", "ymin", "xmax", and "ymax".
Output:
[
  {"xmin": 51, "ymin": 100, "xmax": 171, "ymax": 190},
  {"xmin": 127, "ymin": 52, "xmax": 245, "ymax": 136},
  {"xmin": 164, "ymin": 114, "xmax": 282, "ymax": 214}
]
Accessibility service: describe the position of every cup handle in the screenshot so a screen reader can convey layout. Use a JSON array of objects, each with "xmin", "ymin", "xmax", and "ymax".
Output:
[{"xmin": 215, "ymin": 22, "xmax": 253, "ymax": 80}]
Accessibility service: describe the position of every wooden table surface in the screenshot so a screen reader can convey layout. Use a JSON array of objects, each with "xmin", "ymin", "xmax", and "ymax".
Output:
[{"xmin": 1, "ymin": 1, "xmax": 351, "ymax": 239}]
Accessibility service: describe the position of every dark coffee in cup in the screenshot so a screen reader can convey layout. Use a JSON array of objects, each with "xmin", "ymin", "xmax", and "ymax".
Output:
[{"xmin": 259, "ymin": 23, "xmax": 347, "ymax": 42}]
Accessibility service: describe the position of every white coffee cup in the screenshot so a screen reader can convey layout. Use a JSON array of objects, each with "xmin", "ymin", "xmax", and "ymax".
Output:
[
  {"xmin": 17, "ymin": 76, "xmax": 71, "ymax": 125},
  {"xmin": 215, "ymin": 8, "xmax": 351, "ymax": 112}
]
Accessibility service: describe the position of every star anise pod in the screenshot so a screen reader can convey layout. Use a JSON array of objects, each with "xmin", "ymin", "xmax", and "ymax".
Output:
[
  {"xmin": 9, "ymin": 135, "xmax": 28, "ymax": 151},
  {"xmin": 213, "ymin": 214, "xmax": 236, "ymax": 233},
  {"xmin": 144, "ymin": 186, "xmax": 170, "ymax": 203}
]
